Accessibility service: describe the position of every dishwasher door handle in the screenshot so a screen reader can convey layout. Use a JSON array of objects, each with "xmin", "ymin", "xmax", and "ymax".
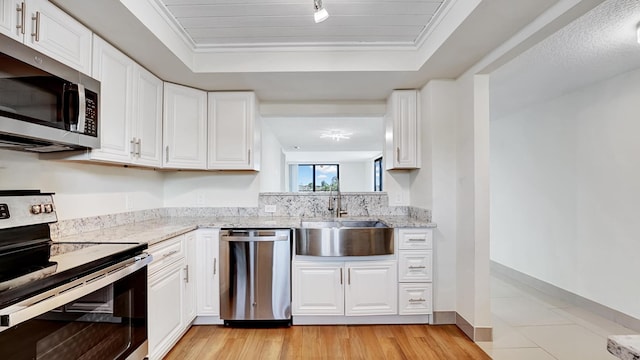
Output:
[{"xmin": 221, "ymin": 235, "xmax": 289, "ymax": 242}]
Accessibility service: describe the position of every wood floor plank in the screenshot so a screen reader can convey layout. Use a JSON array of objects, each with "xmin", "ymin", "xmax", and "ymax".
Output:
[{"xmin": 165, "ymin": 324, "xmax": 491, "ymax": 360}]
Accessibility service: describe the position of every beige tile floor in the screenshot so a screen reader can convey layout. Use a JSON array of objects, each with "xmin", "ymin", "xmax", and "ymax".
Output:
[{"xmin": 477, "ymin": 274, "xmax": 638, "ymax": 360}]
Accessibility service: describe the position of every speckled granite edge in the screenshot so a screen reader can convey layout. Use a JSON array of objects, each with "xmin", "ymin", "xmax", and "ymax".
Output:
[{"xmin": 608, "ymin": 335, "xmax": 640, "ymax": 360}]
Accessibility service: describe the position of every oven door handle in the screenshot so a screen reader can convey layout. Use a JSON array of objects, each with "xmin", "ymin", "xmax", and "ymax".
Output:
[{"xmin": 0, "ymin": 253, "xmax": 152, "ymax": 331}]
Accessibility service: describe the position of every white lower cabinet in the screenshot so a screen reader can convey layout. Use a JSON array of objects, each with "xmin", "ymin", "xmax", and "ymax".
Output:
[
  {"xmin": 147, "ymin": 233, "xmax": 196, "ymax": 360},
  {"xmin": 194, "ymin": 229, "xmax": 221, "ymax": 322},
  {"xmin": 397, "ymin": 228, "xmax": 433, "ymax": 316},
  {"xmin": 292, "ymin": 262, "xmax": 344, "ymax": 316},
  {"xmin": 345, "ymin": 262, "xmax": 397, "ymax": 316},
  {"xmin": 292, "ymin": 260, "xmax": 397, "ymax": 317},
  {"xmin": 148, "ymin": 259, "xmax": 184, "ymax": 360}
]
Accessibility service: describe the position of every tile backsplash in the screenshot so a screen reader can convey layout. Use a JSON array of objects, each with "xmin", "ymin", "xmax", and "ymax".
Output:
[{"xmin": 51, "ymin": 192, "xmax": 431, "ymax": 238}]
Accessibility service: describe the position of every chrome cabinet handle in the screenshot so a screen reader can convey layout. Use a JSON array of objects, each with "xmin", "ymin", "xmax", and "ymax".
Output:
[
  {"xmin": 162, "ymin": 250, "xmax": 179, "ymax": 258},
  {"xmin": 165, "ymin": 146, "xmax": 169, "ymax": 163},
  {"xmin": 348, "ymin": 268, "xmax": 351, "ymax": 285},
  {"xmin": 339, "ymin": 268, "xmax": 343, "ymax": 285},
  {"xmin": 136, "ymin": 138, "xmax": 141, "ymax": 157},
  {"xmin": 213, "ymin": 258, "xmax": 217, "ymax": 275},
  {"xmin": 408, "ymin": 265, "xmax": 426, "ymax": 269},
  {"xmin": 31, "ymin": 11, "xmax": 40, "ymax": 42},
  {"xmin": 396, "ymin": 147, "xmax": 400, "ymax": 163},
  {"xmin": 130, "ymin": 138, "xmax": 135, "ymax": 156},
  {"xmin": 407, "ymin": 238, "xmax": 425, "ymax": 242},
  {"xmin": 16, "ymin": 2, "xmax": 25, "ymax": 34},
  {"xmin": 184, "ymin": 265, "xmax": 189, "ymax": 283},
  {"xmin": 247, "ymin": 149, "xmax": 251, "ymax": 165},
  {"xmin": 408, "ymin": 298, "xmax": 426, "ymax": 303}
]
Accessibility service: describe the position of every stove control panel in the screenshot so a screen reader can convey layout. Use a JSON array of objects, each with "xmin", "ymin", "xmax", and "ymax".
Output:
[{"xmin": 0, "ymin": 195, "xmax": 57, "ymax": 229}]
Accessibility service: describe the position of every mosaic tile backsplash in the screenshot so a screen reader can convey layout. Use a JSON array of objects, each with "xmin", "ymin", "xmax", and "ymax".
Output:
[{"xmin": 51, "ymin": 192, "xmax": 431, "ymax": 238}]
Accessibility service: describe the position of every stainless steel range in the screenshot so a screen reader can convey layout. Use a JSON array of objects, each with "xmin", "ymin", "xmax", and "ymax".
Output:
[{"xmin": 0, "ymin": 190, "xmax": 151, "ymax": 360}]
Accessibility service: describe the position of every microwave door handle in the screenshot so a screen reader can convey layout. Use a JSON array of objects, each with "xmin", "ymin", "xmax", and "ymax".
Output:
[{"xmin": 76, "ymin": 84, "xmax": 86, "ymax": 133}]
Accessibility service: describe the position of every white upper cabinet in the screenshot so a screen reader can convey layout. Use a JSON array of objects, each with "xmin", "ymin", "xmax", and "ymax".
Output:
[
  {"xmin": 132, "ymin": 65, "xmax": 163, "ymax": 167},
  {"xmin": 163, "ymin": 83, "xmax": 207, "ymax": 169},
  {"xmin": 385, "ymin": 90, "xmax": 420, "ymax": 169},
  {"xmin": 89, "ymin": 36, "xmax": 163, "ymax": 167},
  {"xmin": 0, "ymin": 0, "xmax": 92, "ymax": 74},
  {"xmin": 91, "ymin": 35, "xmax": 134, "ymax": 163},
  {"xmin": 0, "ymin": 0, "xmax": 21, "ymax": 42},
  {"xmin": 207, "ymin": 92, "xmax": 260, "ymax": 170}
]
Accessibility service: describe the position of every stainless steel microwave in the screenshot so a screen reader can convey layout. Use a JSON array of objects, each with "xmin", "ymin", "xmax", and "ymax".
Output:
[{"xmin": 0, "ymin": 33, "xmax": 99, "ymax": 152}]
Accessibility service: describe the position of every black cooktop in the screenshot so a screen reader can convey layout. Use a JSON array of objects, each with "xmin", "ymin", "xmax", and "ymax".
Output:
[{"xmin": 0, "ymin": 242, "xmax": 147, "ymax": 309}]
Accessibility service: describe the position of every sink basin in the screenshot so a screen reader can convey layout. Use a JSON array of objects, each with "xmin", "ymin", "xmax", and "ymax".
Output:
[
  {"xmin": 296, "ymin": 220, "xmax": 393, "ymax": 256},
  {"xmin": 300, "ymin": 220, "xmax": 388, "ymax": 228}
]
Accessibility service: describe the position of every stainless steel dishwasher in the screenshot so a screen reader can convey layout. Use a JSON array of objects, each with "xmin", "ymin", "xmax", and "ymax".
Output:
[{"xmin": 219, "ymin": 229, "xmax": 292, "ymax": 326}]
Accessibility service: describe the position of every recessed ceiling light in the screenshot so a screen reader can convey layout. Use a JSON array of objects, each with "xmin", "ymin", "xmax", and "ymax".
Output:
[{"xmin": 293, "ymin": 146, "xmax": 301, "ymax": 150}]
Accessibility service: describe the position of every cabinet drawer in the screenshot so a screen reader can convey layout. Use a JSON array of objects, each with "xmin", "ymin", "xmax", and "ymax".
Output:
[
  {"xmin": 398, "ymin": 229, "xmax": 432, "ymax": 250},
  {"xmin": 399, "ymin": 283, "xmax": 432, "ymax": 315},
  {"xmin": 398, "ymin": 251, "xmax": 432, "ymax": 282},
  {"xmin": 148, "ymin": 235, "xmax": 185, "ymax": 274}
]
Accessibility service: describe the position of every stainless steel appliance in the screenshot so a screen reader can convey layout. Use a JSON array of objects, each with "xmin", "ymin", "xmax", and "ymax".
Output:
[
  {"xmin": 0, "ymin": 190, "xmax": 150, "ymax": 360},
  {"xmin": 219, "ymin": 229, "xmax": 291, "ymax": 325},
  {"xmin": 0, "ymin": 34, "xmax": 100, "ymax": 152}
]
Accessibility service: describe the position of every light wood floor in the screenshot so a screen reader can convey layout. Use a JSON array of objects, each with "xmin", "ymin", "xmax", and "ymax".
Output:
[{"xmin": 165, "ymin": 324, "xmax": 491, "ymax": 359}]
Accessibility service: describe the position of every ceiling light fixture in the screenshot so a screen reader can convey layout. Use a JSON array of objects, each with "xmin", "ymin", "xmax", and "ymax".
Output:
[
  {"xmin": 314, "ymin": 0, "xmax": 329, "ymax": 23},
  {"xmin": 321, "ymin": 130, "xmax": 351, "ymax": 141}
]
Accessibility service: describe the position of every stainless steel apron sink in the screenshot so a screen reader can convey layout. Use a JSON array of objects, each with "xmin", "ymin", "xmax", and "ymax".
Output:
[{"xmin": 295, "ymin": 220, "xmax": 394, "ymax": 256}]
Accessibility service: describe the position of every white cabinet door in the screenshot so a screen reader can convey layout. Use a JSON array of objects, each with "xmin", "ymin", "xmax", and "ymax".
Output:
[
  {"xmin": 345, "ymin": 261, "xmax": 397, "ymax": 316},
  {"xmin": 207, "ymin": 92, "xmax": 259, "ymax": 170},
  {"xmin": 385, "ymin": 90, "xmax": 419, "ymax": 169},
  {"xmin": 195, "ymin": 229, "xmax": 220, "ymax": 316},
  {"xmin": 132, "ymin": 65, "xmax": 163, "ymax": 167},
  {"xmin": 148, "ymin": 259, "xmax": 185, "ymax": 360},
  {"xmin": 292, "ymin": 262, "xmax": 344, "ymax": 315},
  {"xmin": 183, "ymin": 232, "xmax": 197, "ymax": 325},
  {"xmin": 24, "ymin": 0, "xmax": 92, "ymax": 75},
  {"xmin": 163, "ymin": 83, "xmax": 207, "ymax": 169},
  {"xmin": 91, "ymin": 35, "xmax": 134, "ymax": 163},
  {"xmin": 0, "ymin": 0, "xmax": 21, "ymax": 41}
]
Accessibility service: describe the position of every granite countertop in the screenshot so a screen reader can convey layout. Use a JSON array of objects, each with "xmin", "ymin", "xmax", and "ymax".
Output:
[
  {"xmin": 53, "ymin": 215, "xmax": 436, "ymax": 248},
  {"xmin": 608, "ymin": 335, "xmax": 640, "ymax": 360}
]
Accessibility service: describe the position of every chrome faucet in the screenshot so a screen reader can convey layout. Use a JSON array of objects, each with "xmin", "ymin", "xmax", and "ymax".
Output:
[{"xmin": 328, "ymin": 187, "xmax": 348, "ymax": 217}]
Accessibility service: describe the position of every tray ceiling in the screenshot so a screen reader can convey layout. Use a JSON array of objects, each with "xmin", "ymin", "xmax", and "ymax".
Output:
[{"xmin": 156, "ymin": 0, "xmax": 447, "ymax": 48}]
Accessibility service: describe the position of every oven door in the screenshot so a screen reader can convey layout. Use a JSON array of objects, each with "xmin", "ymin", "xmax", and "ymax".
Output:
[{"xmin": 0, "ymin": 254, "xmax": 150, "ymax": 360}]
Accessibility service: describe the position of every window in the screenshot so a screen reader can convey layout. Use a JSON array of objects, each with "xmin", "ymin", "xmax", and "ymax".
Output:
[
  {"xmin": 297, "ymin": 164, "xmax": 339, "ymax": 192},
  {"xmin": 374, "ymin": 157, "xmax": 383, "ymax": 191}
]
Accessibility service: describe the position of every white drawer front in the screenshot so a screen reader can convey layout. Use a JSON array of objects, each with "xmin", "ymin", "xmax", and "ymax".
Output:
[
  {"xmin": 398, "ymin": 251, "xmax": 432, "ymax": 282},
  {"xmin": 399, "ymin": 283, "xmax": 432, "ymax": 315},
  {"xmin": 148, "ymin": 235, "xmax": 185, "ymax": 274},
  {"xmin": 398, "ymin": 229, "xmax": 432, "ymax": 250}
]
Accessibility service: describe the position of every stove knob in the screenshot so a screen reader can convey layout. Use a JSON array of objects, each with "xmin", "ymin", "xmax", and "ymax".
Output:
[
  {"xmin": 31, "ymin": 204, "xmax": 42, "ymax": 214},
  {"xmin": 43, "ymin": 204, "xmax": 54, "ymax": 213}
]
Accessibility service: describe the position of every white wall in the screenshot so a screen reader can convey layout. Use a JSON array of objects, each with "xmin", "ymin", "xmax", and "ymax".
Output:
[
  {"xmin": 412, "ymin": 80, "xmax": 458, "ymax": 313},
  {"xmin": 454, "ymin": 72, "xmax": 492, "ymax": 330},
  {"xmin": 491, "ymin": 66, "xmax": 640, "ymax": 319},
  {"xmin": 260, "ymin": 120, "xmax": 285, "ymax": 192},
  {"xmin": 163, "ymin": 171, "xmax": 260, "ymax": 207},
  {"xmin": 338, "ymin": 161, "xmax": 371, "ymax": 192},
  {"xmin": 0, "ymin": 150, "xmax": 164, "ymax": 220}
]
